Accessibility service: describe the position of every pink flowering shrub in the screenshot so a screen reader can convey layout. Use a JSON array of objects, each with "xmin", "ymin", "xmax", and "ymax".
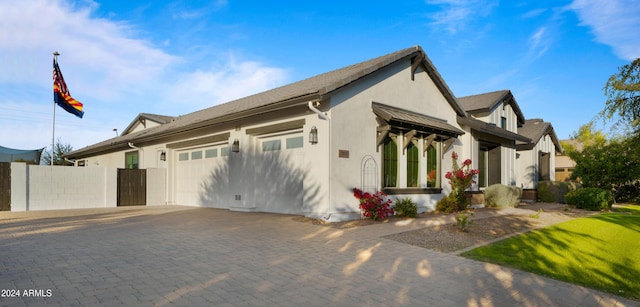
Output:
[
  {"xmin": 353, "ymin": 188, "xmax": 394, "ymax": 220},
  {"xmin": 437, "ymin": 151, "xmax": 480, "ymax": 213}
]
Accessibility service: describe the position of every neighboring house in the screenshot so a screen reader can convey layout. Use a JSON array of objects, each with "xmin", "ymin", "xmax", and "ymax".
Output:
[
  {"xmin": 515, "ymin": 118, "xmax": 562, "ymax": 189},
  {"xmin": 554, "ymin": 154, "xmax": 575, "ymax": 182},
  {"xmin": 555, "ymin": 139, "xmax": 580, "ymax": 182},
  {"xmin": 457, "ymin": 90, "xmax": 532, "ymax": 188},
  {"xmin": 65, "ymin": 46, "xmax": 470, "ymax": 221}
]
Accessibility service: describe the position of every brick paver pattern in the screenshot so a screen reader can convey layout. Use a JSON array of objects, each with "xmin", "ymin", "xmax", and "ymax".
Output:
[{"xmin": 0, "ymin": 206, "xmax": 637, "ymax": 306}]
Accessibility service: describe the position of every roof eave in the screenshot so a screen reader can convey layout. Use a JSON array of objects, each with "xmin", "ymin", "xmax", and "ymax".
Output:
[{"xmin": 65, "ymin": 93, "xmax": 322, "ymax": 159}]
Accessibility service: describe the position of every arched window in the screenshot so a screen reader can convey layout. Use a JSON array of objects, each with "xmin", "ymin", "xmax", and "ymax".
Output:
[
  {"xmin": 426, "ymin": 144, "xmax": 439, "ymax": 187},
  {"xmin": 383, "ymin": 136, "xmax": 397, "ymax": 187},
  {"xmin": 406, "ymin": 142, "xmax": 419, "ymax": 187}
]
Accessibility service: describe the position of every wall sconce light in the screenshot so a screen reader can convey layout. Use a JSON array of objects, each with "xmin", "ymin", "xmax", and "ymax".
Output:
[
  {"xmin": 160, "ymin": 151, "xmax": 166, "ymax": 161},
  {"xmin": 232, "ymin": 139, "xmax": 240, "ymax": 153},
  {"xmin": 309, "ymin": 126, "xmax": 318, "ymax": 144}
]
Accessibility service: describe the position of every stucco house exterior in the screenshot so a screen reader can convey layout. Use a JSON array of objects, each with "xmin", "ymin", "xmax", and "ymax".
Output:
[
  {"xmin": 65, "ymin": 45, "xmax": 560, "ymax": 220},
  {"xmin": 516, "ymin": 118, "xmax": 562, "ymax": 189},
  {"xmin": 457, "ymin": 90, "xmax": 532, "ymax": 188},
  {"xmin": 67, "ymin": 46, "xmax": 475, "ymax": 221}
]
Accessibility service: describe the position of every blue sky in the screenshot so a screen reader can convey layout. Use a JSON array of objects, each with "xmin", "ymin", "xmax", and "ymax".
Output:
[{"xmin": 1, "ymin": 0, "xmax": 639, "ymax": 151}]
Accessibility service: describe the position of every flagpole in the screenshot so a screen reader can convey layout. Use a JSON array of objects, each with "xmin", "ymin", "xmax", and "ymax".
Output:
[{"xmin": 52, "ymin": 51, "xmax": 59, "ymax": 167}]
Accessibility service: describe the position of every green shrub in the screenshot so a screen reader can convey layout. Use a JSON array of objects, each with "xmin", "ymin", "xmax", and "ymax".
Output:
[
  {"xmin": 564, "ymin": 188, "xmax": 614, "ymax": 211},
  {"xmin": 484, "ymin": 184, "xmax": 522, "ymax": 208},
  {"xmin": 394, "ymin": 197, "xmax": 418, "ymax": 218},
  {"xmin": 436, "ymin": 195, "xmax": 462, "ymax": 213},
  {"xmin": 537, "ymin": 181, "xmax": 580, "ymax": 203},
  {"xmin": 614, "ymin": 182, "xmax": 640, "ymax": 204}
]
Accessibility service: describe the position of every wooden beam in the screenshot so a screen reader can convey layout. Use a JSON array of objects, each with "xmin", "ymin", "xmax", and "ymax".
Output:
[
  {"xmin": 376, "ymin": 126, "xmax": 391, "ymax": 149},
  {"xmin": 246, "ymin": 119, "xmax": 306, "ymax": 136},
  {"xmin": 403, "ymin": 129, "xmax": 417, "ymax": 152},
  {"xmin": 423, "ymin": 134, "xmax": 436, "ymax": 154},
  {"xmin": 442, "ymin": 138, "xmax": 455, "ymax": 155},
  {"xmin": 411, "ymin": 53, "xmax": 425, "ymax": 81}
]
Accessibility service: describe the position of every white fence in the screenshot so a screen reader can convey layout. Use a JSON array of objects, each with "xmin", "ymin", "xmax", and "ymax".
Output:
[{"xmin": 9, "ymin": 163, "xmax": 166, "ymax": 211}]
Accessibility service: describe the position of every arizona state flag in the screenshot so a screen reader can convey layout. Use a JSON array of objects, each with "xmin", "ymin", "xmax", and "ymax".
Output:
[{"xmin": 53, "ymin": 58, "xmax": 84, "ymax": 118}]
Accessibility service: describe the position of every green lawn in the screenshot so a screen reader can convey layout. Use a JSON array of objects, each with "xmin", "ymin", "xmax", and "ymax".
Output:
[
  {"xmin": 613, "ymin": 204, "xmax": 640, "ymax": 215},
  {"xmin": 462, "ymin": 212, "xmax": 640, "ymax": 301}
]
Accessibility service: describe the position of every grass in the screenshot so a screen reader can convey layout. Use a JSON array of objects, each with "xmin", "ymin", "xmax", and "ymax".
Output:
[
  {"xmin": 462, "ymin": 212, "xmax": 640, "ymax": 301},
  {"xmin": 613, "ymin": 204, "xmax": 640, "ymax": 215}
]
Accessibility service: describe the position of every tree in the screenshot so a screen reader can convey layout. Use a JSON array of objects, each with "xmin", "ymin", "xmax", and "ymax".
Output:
[
  {"xmin": 569, "ymin": 136, "xmax": 640, "ymax": 203},
  {"xmin": 562, "ymin": 122, "xmax": 607, "ymax": 154},
  {"xmin": 602, "ymin": 58, "xmax": 640, "ymax": 132},
  {"xmin": 41, "ymin": 139, "xmax": 73, "ymax": 166}
]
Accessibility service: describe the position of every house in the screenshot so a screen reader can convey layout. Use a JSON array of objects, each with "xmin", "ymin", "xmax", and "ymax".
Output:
[
  {"xmin": 555, "ymin": 139, "xmax": 579, "ymax": 182},
  {"xmin": 65, "ymin": 45, "xmax": 561, "ymax": 220},
  {"xmin": 66, "ymin": 46, "xmax": 475, "ymax": 221},
  {"xmin": 458, "ymin": 91, "xmax": 562, "ymax": 198},
  {"xmin": 516, "ymin": 118, "xmax": 563, "ymax": 189},
  {"xmin": 457, "ymin": 90, "xmax": 532, "ymax": 188}
]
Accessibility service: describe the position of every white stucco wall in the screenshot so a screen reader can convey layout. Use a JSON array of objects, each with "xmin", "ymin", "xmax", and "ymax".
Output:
[
  {"xmin": 517, "ymin": 134, "xmax": 557, "ymax": 189},
  {"xmin": 10, "ymin": 164, "xmax": 117, "ymax": 211},
  {"xmin": 147, "ymin": 168, "xmax": 167, "ymax": 206},
  {"xmin": 326, "ymin": 58, "xmax": 464, "ymax": 220}
]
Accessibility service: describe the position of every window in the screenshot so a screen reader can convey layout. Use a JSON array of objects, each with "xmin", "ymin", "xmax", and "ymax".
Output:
[
  {"xmin": 426, "ymin": 144, "xmax": 439, "ymax": 187},
  {"xmin": 406, "ymin": 142, "xmax": 419, "ymax": 187},
  {"xmin": 501, "ymin": 117, "xmax": 507, "ymax": 129},
  {"xmin": 125, "ymin": 151, "xmax": 139, "ymax": 169},
  {"xmin": 205, "ymin": 148, "xmax": 217, "ymax": 158},
  {"xmin": 263, "ymin": 140, "xmax": 282, "ymax": 152},
  {"xmin": 383, "ymin": 136, "xmax": 398, "ymax": 187},
  {"xmin": 178, "ymin": 152, "xmax": 189, "ymax": 161},
  {"xmin": 286, "ymin": 136, "xmax": 304, "ymax": 149},
  {"xmin": 191, "ymin": 151, "xmax": 202, "ymax": 160},
  {"xmin": 221, "ymin": 147, "xmax": 230, "ymax": 156},
  {"xmin": 478, "ymin": 148, "xmax": 488, "ymax": 187}
]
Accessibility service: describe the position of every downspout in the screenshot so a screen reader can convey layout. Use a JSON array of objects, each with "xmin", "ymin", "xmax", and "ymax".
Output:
[
  {"xmin": 308, "ymin": 101, "xmax": 330, "ymax": 120},
  {"xmin": 307, "ymin": 101, "xmax": 332, "ymax": 220}
]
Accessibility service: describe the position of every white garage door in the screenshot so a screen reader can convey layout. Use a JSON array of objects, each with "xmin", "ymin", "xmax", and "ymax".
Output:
[
  {"xmin": 255, "ymin": 134, "xmax": 305, "ymax": 214},
  {"xmin": 175, "ymin": 145, "xmax": 229, "ymax": 207}
]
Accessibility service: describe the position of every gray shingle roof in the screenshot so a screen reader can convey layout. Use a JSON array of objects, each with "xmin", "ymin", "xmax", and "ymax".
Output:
[
  {"xmin": 516, "ymin": 118, "xmax": 562, "ymax": 153},
  {"xmin": 457, "ymin": 116, "xmax": 531, "ymax": 143},
  {"xmin": 458, "ymin": 90, "xmax": 525, "ymax": 125},
  {"xmin": 65, "ymin": 45, "xmax": 465, "ymax": 159},
  {"xmin": 121, "ymin": 113, "xmax": 175, "ymax": 136}
]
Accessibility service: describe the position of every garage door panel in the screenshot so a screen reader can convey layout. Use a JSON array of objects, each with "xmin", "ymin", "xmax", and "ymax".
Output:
[{"xmin": 176, "ymin": 146, "xmax": 229, "ymax": 208}]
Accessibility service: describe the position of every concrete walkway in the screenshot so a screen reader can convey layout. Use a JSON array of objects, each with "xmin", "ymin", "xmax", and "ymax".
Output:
[{"xmin": 0, "ymin": 206, "xmax": 637, "ymax": 306}]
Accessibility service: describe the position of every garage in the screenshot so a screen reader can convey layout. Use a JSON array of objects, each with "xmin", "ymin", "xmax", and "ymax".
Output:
[
  {"xmin": 175, "ymin": 144, "xmax": 229, "ymax": 208},
  {"xmin": 254, "ymin": 133, "xmax": 305, "ymax": 214}
]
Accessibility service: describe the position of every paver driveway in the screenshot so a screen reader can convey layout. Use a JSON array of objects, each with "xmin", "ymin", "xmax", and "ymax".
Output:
[{"xmin": 0, "ymin": 206, "xmax": 636, "ymax": 306}]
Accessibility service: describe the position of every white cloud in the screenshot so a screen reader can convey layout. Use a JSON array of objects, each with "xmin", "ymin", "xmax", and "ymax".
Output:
[
  {"xmin": 166, "ymin": 57, "xmax": 289, "ymax": 110},
  {"xmin": 569, "ymin": 0, "xmax": 640, "ymax": 60},
  {"xmin": 528, "ymin": 27, "xmax": 550, "ymax": 59},
  {"xmin": 425, "ymin": 0, "xmax": 498, "ymax": 34},
  {"xmin": 0, "ymin": 0, "xmax": 289, "ymax": 149}
]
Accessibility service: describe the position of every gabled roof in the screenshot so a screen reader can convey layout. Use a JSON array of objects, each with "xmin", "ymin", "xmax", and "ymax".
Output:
[
  {"xmin": 458, "ymin": 90, "xmax": 525, "ymax": 125},
  {"xmin": 457, "ymin": 116, "xmax": 531, "ymax": 144},
  {"xmin": 516, "ymin": 118, "xmax": 563, "ymax": 153},
  {"xmin": 121, "ymin": 113, "xmax": 175, "ymax": 136},
  {"xmin": 66, "ymin": 46, "xmax": 467, "ymax": 159}
]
